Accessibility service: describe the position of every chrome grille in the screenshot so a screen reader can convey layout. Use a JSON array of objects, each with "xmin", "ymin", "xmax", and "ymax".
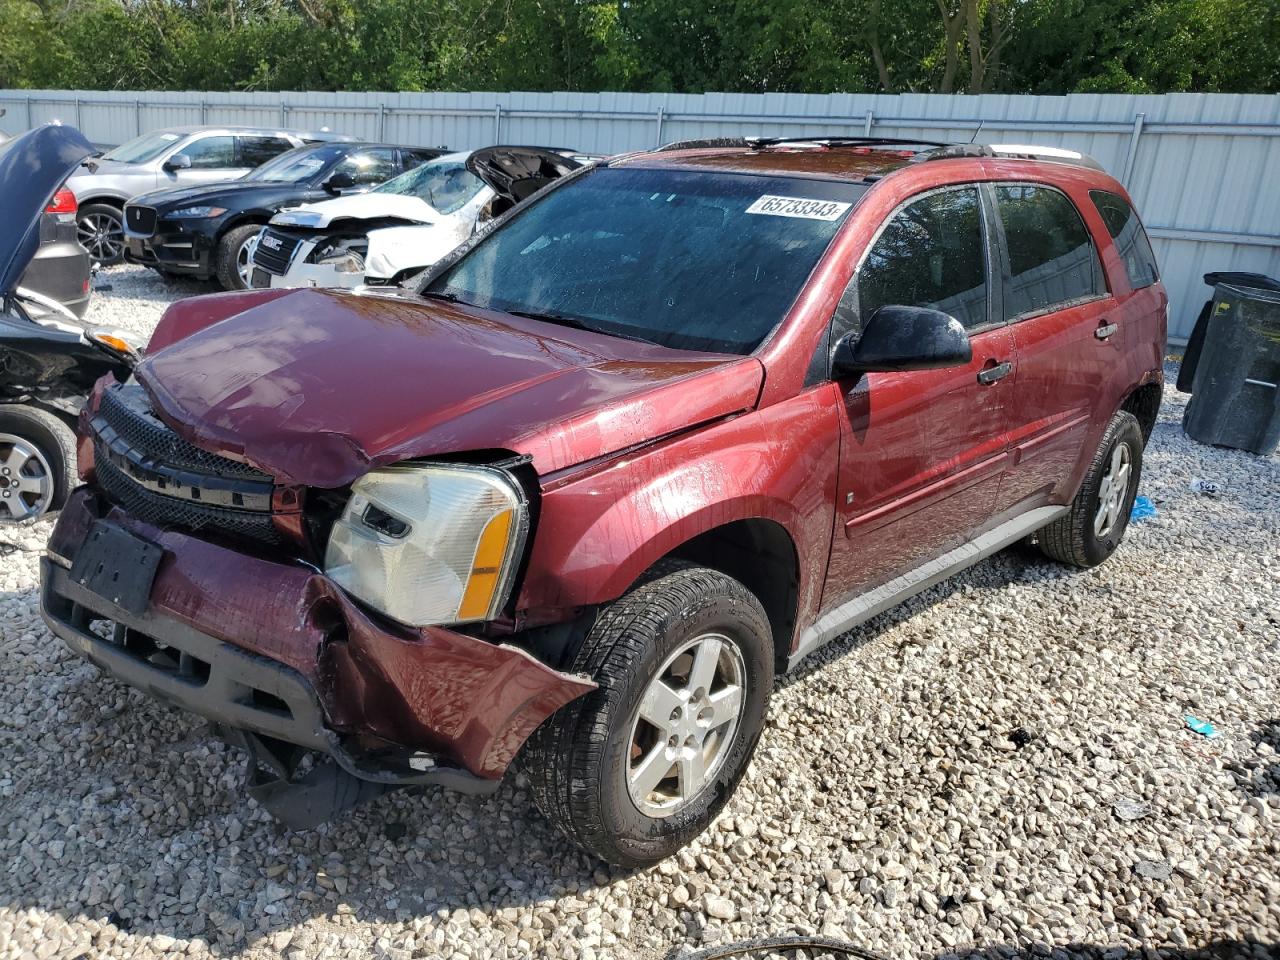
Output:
[{"xmin": 252, "ymin": 228, "xmax": 302, "ymax": 275}]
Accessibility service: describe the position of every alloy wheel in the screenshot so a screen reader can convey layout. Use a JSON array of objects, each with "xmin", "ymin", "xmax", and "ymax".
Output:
[
  {"xmin": 0, "ymin": 434, "xmax": 54, "ymax": 522},
  {"xmin": 1094, "ymin": 441, "xmax": 1132, "ymax": 538},
  {"xmin": 626, "ymin": 632, "xmax": 746, "ymax": 818},
  {"xmin": 77, "ymin": 211, "xmax": 124, "ymax": 263},
  {"xmin": 236, "ymin": 235, "xmax": 257, "ymax": 287}
]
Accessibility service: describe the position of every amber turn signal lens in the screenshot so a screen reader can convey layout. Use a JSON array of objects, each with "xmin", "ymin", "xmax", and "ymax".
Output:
[
  {"xmin": 458, "ymin": 509, "xmax": 515, "ymax": 621},
  {"xmin": 92, "ymin": 333, "xmax": 134, "ymax": 355}
]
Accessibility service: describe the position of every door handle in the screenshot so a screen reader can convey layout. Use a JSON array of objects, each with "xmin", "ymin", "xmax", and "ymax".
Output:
[
  {"xmin": 1095, "ymin": 322, "xmax": 1119, "ymax": 340},
  {"xmin": 977, "ymin": 360, "xmax": 1012, "ymax": 385}
]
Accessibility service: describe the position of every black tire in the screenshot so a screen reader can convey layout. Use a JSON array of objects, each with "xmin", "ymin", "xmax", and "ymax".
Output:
[
  {"xmin": 214, "ymin": 224, "xmax": 263, "ymax": 291},
  {"xmin": 1037, "ymin": 410, "xmax": 1144, "ymax": 568},
  {"xmin": 77, "ymin": 202, "xmax": 126, "ymax": 266},
  {"xmin": 0, "ymin": 405, "xmax": 77, "ymax": 522},
  {"xmin": 522, "ymin": 563, "xmax": 774, "ymax": 868}
]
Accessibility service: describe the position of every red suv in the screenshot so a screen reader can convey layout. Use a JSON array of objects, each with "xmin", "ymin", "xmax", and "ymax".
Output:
[{"xmin": 41, "ymin": 137, "xmax": 1165, "ymax": 866}]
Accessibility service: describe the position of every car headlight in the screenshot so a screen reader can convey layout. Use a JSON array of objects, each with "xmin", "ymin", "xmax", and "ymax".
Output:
[
  {"xmin": 318, "ymin": 250, "xmax": 365, "ymax": 274},
  {"xmin": 167, "ymin": 205, "xmax": 227, "ymax": 218},
  {"xmin": 324, "ymin": 463, "xmax": 528, "ymax": 627}
]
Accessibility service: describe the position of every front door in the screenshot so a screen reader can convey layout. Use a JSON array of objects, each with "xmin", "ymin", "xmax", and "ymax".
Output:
[
  {"xmin": 822, "ymin": 184, "xmax": 1016, "ymax": 611},
  {"xmin": 164, "ymin": 135, "xmax": 247, "ymax": 187}
]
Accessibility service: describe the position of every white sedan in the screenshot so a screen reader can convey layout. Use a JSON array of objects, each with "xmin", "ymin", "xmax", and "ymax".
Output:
[{"xmin": 248, "ymin": 147, "xmax": 590, "ymax": 290}]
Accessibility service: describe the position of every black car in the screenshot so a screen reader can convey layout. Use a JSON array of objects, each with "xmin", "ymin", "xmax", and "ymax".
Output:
[
  {"xmin": 1, "ymin": 125, "xmax": 137, "ymax": 523},
  {"xmin": 122, "ymin": 141, "xmax": 447, "ymax": 290}
]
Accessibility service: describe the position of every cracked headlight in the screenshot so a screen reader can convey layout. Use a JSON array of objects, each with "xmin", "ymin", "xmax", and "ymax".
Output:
[
  {"xmin": 318, "ymin": 249, "xmax": 365, "ymax": 274},
  {"xmin": 324, "ymin": 463, "xmax": 528, "ymax": 626}
]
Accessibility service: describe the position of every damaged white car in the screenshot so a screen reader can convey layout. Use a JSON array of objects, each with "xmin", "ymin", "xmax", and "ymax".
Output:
[{"xmin": 248, "ymin": 146, "xmax": 586, "ymax": 289}]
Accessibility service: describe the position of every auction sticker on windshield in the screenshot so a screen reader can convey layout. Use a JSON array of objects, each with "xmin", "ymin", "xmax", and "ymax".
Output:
[{"xmin": 746, "ymin": 195, "xmax": 852, "ymax": 220}]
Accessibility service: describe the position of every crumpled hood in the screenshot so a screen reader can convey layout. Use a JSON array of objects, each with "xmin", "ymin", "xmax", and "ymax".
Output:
[
  {"xmin": 136, "ymin": 288, "xmax": 763, "ymax": 487},
  {"xmin": 363, "ymin": 223, "xmax": 471, "ymax": 280},
  {"xmin": 271, "ymin": 193, "xmax": 437, "ymax": 229}
]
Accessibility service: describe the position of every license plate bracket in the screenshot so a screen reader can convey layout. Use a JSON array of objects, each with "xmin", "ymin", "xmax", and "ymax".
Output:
[
  {"xmin": 69, "ymin": 521, "xmax": 163, "ymax": 616},
  {"xmin": 251, "ymin": 267, "xmax": 271, "ymax": 289}
]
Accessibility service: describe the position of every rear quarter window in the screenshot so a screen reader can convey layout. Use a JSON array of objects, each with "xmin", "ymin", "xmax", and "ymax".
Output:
[
  {"xmin": 995, "ymin": 184, "xmax": 1107, "ymax": 320},
  {"xmin": 1089, "ymin": 190, "xmax": 1160, "ymax": 290}
]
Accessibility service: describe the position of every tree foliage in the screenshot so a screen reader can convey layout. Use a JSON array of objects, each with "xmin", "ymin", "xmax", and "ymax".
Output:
[{"xmin": 1, "ymin": 0, "xmax": 1276, "ymax": 94}]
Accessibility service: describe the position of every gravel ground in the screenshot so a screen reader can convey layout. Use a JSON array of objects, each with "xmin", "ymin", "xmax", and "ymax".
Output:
[{"xmin": 0, "ymin": 266, "xmax": 1276, "ymax": 960}]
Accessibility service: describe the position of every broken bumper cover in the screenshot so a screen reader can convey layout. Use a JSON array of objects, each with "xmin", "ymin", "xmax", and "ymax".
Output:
[{"xmin": 41, "ymin": 488, "xmax": 594, "ymax": 788}]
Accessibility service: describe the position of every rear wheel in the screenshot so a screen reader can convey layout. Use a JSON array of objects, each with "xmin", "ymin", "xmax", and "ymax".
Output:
[
  {"xmin": 215, "ymin": 224, "xmax": 262, "ymax": 291},
  {"xmin": 0, "ymin": 406, "xmax": 77, "ymax": 523},
  {"xmin": 77, "ymin": 203, "xmax": 126, "ymax": 265},
  {"xmin": 1037, "ymin": 410, "xmax": 1144, "ymax": 568},
  {"xmin": 522, "ymin": 564, "xmax": 774, "ymax": 867}
]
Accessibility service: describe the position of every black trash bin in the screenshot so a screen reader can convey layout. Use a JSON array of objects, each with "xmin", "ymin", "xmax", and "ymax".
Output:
[{"xmin": 1181, "ymin": 276, "xmax": 1280, "ymax": 456}]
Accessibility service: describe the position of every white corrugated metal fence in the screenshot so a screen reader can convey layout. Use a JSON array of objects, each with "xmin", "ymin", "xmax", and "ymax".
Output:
[{"xmin": 3, "ymin": 88, "xmax": 1278, "ymax": 342}]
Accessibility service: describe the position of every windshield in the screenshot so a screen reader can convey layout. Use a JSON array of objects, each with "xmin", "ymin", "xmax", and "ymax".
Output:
[
  {"xmin": 374, "ymin": 159, "xmax": 486, "ymax": 215},
  {"xmin": 248, "ymin": 145, "xmax": 345, "ymax": 183},
  {"xmin": 102, "ymin": 131, "xmax": 183, "ymax": 164},
  {"xmin": 426, "ymin": 166, "xmax": 864, "ymax": 354}
]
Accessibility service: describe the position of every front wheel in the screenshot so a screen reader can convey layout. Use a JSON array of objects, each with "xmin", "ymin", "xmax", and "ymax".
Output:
[
  {"xmin": 214, "ymin": 224, "xmax": 263, "ymax": 291},
  {"xmin": 77, "ymin": 203, "xmax": 126, "ymax": 265},
  {"xmin": 1037, "ymin": 409, "xmax": 1144, "ymax": 568},
  {"xmin": 0, "ymin": 406, "xmax": 77, "ymax": 523},
  {"xmin": 522, "ymin": 564, "xmax": 774, "ymax": 868}
]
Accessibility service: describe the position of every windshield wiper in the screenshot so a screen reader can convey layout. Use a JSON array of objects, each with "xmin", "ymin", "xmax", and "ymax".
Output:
[
  {"xmin": 505, "ymin": 309, "xmax": 651, "ymax": 343},
  {"xmin": 420, "ymin": 290, "xmax": 473, "ymax": 307}
]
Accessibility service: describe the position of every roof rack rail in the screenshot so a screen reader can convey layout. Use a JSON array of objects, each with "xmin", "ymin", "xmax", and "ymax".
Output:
[
  {"xmin": 655, "ymin": 135, "xmax": 952, "ymax": 153},
  {"xmin": 919, "ymin": 142, "xmax": 1105, "ymax": 171}
]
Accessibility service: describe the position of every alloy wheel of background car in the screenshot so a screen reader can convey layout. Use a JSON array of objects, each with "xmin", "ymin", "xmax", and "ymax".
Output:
[
  {"xmin": 76, "ymin": 205, "xmax": 125, "ymax": 264},
  {"xmin": 236, "ymin": 236, "xmax": 256, "ymax": 288},
  {"xmin": 626, "ymin": 631, "xmax": 747, "ymax": 818},
  {"xmin": 216, "ymin": 224, "xmax": 266, "ymax": 290},
  {"xmin": 0, "ymin": 433, "xmax": 54, "ymax": 522}
]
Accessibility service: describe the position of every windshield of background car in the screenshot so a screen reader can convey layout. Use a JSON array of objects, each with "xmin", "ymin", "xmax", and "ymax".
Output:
[
  {"xmin": 374, "ymin": 160, "xmax": 486, "ymax": 214},
  {"xmin": 101, "ymin": 131, "xmax": 182, "ymax": 164},
  {"xmin": 248, "ymin": 144, "xmax": 345, "ymax": 183},
  {"xmin": 425, "ymin": 166, "xmax": 866, "ymax": 354}
]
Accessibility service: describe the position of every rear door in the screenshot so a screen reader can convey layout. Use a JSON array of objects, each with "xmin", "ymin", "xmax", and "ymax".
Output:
[
  {"xmin": 822, "ymin": 184, "xmax": 1016, "ymax": 607},
  {"xmin": 237, "ymin": 135, "xmax": 297, "ymax": 172},
  {"xmin": 985, "ymin": 182, "xmax": 1117, "ymax": 513}
]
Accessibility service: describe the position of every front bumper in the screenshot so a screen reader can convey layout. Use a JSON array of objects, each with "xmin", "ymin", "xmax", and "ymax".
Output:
[
  {"xmin": 42, "ymin": 488, "xmax": 594, "ymax": 786},
  {"xmin": 124, "ymin": 231, "xmax": 212, "ymax": 277},
  {"xmin": 252, "ymin": 238, "xmax": 365, "ymax": 291}
]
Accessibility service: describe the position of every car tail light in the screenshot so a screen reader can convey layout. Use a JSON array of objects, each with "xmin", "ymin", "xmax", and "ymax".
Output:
[{"xmin": 46, "ymin": 188, "xmax": 77, "ymax": 215}]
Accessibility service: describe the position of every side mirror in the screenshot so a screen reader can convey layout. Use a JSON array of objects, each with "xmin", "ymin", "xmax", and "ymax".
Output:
[
  {"xmin": 324, "ymin": 171, "xmax": 356, "ymax": 193},
  {"xmin": 163, "ymin": 153, "xmax": 192, "ymax": 171},
  {"xmin": 832, "ymin": 305, "xmax": 971, "ymax": 378}
]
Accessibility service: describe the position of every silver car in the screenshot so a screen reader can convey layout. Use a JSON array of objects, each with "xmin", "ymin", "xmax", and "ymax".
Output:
[{"xmin": 66, "ymin": 125, "xmax": 357, "ymax": 265}]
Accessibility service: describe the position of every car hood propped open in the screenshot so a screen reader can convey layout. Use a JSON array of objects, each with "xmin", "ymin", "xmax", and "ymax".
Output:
[
  {"xmin": 0, "ymin": 124, "xmax": 95, "ymax": 297},
  {"xmin": 466, "ymin": 146, "xmax": 580, "ymax": 203},
  {"xmin": 136, "ymin": 288, "xmax": 763, "ymax": 487}
]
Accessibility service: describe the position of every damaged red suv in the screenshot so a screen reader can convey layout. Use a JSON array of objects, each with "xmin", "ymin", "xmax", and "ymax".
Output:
[{"xmin": 42, "ymin": 136, "xmax": 1165, "ymax": 866}]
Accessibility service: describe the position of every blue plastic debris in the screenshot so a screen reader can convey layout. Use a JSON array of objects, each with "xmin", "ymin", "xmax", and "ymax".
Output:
[
  {"xmin": 1184, "ymin": 715, "xmax": 1217, "ymax": 738},
  {"xmin": 1130, "ymin": 495, "xmax": 1157, "ymax": 521}
]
